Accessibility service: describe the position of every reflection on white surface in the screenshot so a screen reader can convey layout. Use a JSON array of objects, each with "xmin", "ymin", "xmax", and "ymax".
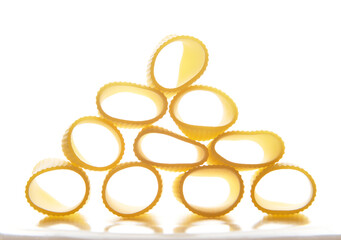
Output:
[
  {"xmin": 185, "ymin": 223, "xmax": 231, "ymax": 234},
  {"xmin": 174, "ymin": 215, "xmax": 240, "ymax": 233},
  {"xmin": 253, "ymin": 214, "xmax": 310, "ymax": 230},
  {"xmin": 108, "ymin": 224, "xmax": 155, "ymax": 234},
  {"xmin": 105, "ymin": 215, "xmax": 163, "ymax": 234},
  {"xmin": 38, "ymin": 214, "xmax": 90, "ymax": 231}
]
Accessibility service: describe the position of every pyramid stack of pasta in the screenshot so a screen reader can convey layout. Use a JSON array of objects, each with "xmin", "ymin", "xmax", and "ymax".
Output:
[{"xmin": 25, "ymin": 35, "xmax": 316, "ymax": 218}]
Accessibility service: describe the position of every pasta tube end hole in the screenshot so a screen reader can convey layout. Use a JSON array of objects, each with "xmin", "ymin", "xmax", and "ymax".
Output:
[
  {"xmin": 28, "ymin": 169, "xmax": 86, "ymax": 213},
  {"xmin": 104, "ymin": 166, "xmax": 159, "ymax": 215},
  {"xmin": 254, "ymin": 169, "xmax": 314, "ymax": 211},
  {"xmin": 71, "ymin": 122, "xmax": 122, "ymax": 168}
]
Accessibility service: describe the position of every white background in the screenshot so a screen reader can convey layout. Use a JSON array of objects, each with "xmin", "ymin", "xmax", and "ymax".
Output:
[{"xmin": 1, "ymin": 0, "xmax": 341, "ymax": 237}]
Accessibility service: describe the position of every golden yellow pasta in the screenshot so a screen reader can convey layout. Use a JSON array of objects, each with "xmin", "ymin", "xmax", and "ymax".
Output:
[
  {"xmin": 102, "ymin": 162, "xmax": 163, "ymax": 217},
  {"xmin": 173, "ymin": 165, "xmax": 244, "ymax": 217},
  {"xmin": 25, "ymin": 159, "xmax": 90, "ymax": 216},
  {"xmin": 25, "ymin": 35, "xmax": 317, "ymax": 219},
  {"xmin": 169, "ymin": 85, "xmax": 238, "ymax": 141},
  {"xmin": 62, "ymin": 116, "xmax": 124, "ymax": 171},
  {"xmin": 133, "ymin": 126, "xmax": 208, "ymax": 172},
  {"xmin": 251, "ymin": 164, "xmax": 316, "ymax": 215},
  {"xmin": 208, "ymin": 131, "xmax": 285, "ymax": 170},
  {"xmin": 147, "ymin": 35, "xmax": 209, "ymax": 97},
  {"xmin": 96, "ymin": 82, "xmax": 167, "ymax": 128}
]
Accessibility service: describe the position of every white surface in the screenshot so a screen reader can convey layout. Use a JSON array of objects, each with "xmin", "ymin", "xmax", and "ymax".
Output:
[{"xmin": 1, "ymin": 0, "xmax": 341, "ymax": 239}]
